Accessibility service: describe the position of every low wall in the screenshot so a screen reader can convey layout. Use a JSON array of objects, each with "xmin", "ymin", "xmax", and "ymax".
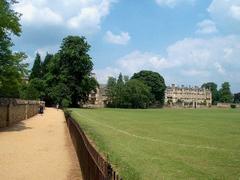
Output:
[
  {"xmin": 0, "ymin": 98, "xmax": 42, "ymax": 128},
  {"xmin": 65, "ymin": 112, "xmax": 122, "ymax": 180},
  {"xmin": 217, "ymin": 103, "xmax": 240, "ymax": 108}
]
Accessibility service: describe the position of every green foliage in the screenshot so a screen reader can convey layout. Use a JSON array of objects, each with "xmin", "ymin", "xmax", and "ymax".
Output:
[
  {"xmin": 0, "ymin": 0, "xmax": 28, "ymax": 98},
  {"xmin": 230, "ymin": 104, "xmax": 236, "ymax": 109},
  {"xmin": 106, "ymin": 74, "xmax": 151, "ymax": 108},
  {"xmin": 24, "ymin": 36, "xmax": 98, "ymax": 107},
  {"xmin": 42, "ymin": 53, "xmax": 53, "ymax": 75},
  {"xmin": 234, "ymin": 93, "xmax": 240, "ymax": 104},
  {"xmin": 30, "ymin": 53, "xmax": 42, "ymax": 80},
  {"xmin": 124, "ymin": 79, "xmax": 151, "ymax": 108},
  {"xmin": 20, "ymin": 78, "xmax": 45, "ymax": 100},
  {"xmin": 131, "ymin": 70, "xmax": 166, "ymax": 106},
  {"xmin": 218, "ymin": 82, "xmax": 233, "ymax": 103},
  {"xmin": 58, "ymin": 36, "xmax": 98, "ymax": 106},
  {"xmin": 201, "ymin": 82, "xmax": 219, "ymax": 105}
]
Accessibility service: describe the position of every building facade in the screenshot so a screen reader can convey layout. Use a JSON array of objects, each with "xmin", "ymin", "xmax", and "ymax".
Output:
[
  {"xmin": 165, "ymin": 84, "xmax": 212, "ymax": 108},
  {"xmin": 85, "ymin": 84, "xmax": 107, "ymax": 108}
]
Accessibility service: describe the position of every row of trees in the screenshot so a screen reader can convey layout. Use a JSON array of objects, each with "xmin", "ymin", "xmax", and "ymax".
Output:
[
  {"xmin": 21, "ymin": 36, "xmax": 98, "ymax": 107},
  {"xmin": 106, "ymin": 70, "xmax": 166, "ymax": 108},
  {"xmin": 201, "ymin": 82, "xmax": 238, "ymax": 104}
]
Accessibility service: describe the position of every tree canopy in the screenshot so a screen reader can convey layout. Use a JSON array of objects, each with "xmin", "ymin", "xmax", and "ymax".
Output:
[
  {"xmin": 29, "ymin": 53, "xmax": 42, "ymax": 80},
  {"xmin": 0, "ymin": 0, "xmax": 28, "ymax": 98},
  {"xmin": 201, "ymin": 82, "xmax": 219, "ymax": 105},
  {"xmin": 218, "ymin": 82, "xmax": 233, "ymax": 103},
  {"xmin": 21, "ymin": 36, "xmax": 98, "ymax": 107},
  {"xmin": 131, "ymin": 70, "xmax": 166, "ymax": 106},
  {"xmin": 106, "ymin": 74, "xmax": 151, "ymax": 108}
]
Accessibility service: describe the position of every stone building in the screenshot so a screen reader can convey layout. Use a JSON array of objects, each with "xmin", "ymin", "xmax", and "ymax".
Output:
[
  {"xmin": 165, "ymin": 84, "xmax": 212, "ymax": 108},
  {"xmin": 85, "ymin": 84, "xmax": 107, "ymax": 108}
]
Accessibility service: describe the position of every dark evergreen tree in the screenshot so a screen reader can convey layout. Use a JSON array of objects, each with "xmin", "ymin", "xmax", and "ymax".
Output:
[
  {"xmin": 42, "ymin": 53, "xmax": 53, "ymax": 75},
  {"xmin": 29, "ymin": 53, "xmax": 42, "ymax": 80}
]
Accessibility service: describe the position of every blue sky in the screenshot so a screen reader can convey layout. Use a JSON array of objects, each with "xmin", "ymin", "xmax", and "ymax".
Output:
[{"xmin": 13, "ymin": 0, "xmax": 240, "ymax": 92}]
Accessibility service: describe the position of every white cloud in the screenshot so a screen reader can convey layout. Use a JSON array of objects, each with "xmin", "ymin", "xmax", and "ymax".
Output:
[
  {"xmin": 208, "ymin": 0, "xmax": 240, "ymax": 33},
  {"xmin": 155, "ymin": 0, "xmax": 195, "ymax": 8},
  {"xmin": 230, "ymin": 5, "xmax": 240, "ymax": 21},
  {"xmin": 15, "ymin": 1, "xmax": 63, "ymax": 25},
  {"xmin": 104, "ymin": 31, "xmax": 131, "ymax": 45},
  {"xmin": 96, "ymin": 35, "xmax": 240, "ymax": 90},
  {"xmin": 14, "ymin": 0, "xmax": 116, "ymax": 33},
  {"xmin": 196, "ymin": 19, "xmax": 218, "ymax": 34}
]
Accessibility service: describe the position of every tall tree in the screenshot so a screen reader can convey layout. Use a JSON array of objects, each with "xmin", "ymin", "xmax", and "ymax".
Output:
[
  {"xmin": 58, "ymin": 36, "xmax": 98, "ymax": 106},
  {"xmin": 30, "ymin": 53, "xmax": 42, "ymax": 80},
  {"xmin": 0, "ymin": 0, "xmax": 28, "ymax": 98},
  {"xmin": 106, "ymin": 77, "xmax": 117, "ymax": 106},
  {"xmin": 124, "ymin": 79, "xmax": 151, "ymax": 108},
  {"xmin": 201, "ymin": 82, "xmax": 219, "ymax": 105},
  {"xmin": 218, "ymin": 82, "xmax": 233, "ymax": 103},
  {"xmin": 131, "ymin": 70, "xmax": 166, "ymax": 106},
  {"xmin": 42, "ymin": 53, "xmax": 53, "ymax": 75}
]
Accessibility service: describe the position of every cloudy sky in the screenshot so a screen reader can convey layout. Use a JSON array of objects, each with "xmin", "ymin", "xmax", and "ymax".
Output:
[{"xmin": 13, "ymin": 0, "xmax": 240, "ymax": 92}]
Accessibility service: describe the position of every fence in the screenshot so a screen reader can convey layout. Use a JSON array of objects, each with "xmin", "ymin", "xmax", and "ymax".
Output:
[
  {"xmin": 0, "ymin": 98, "xmax": 43, "ymax": 128},
  {"xmin": 65, "ymin": 113, "xmax": 122, "ymax": 180}
]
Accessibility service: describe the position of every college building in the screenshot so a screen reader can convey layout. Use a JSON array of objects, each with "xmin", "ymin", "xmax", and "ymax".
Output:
[
  {"xmin": 86, "ymin": 83, "xmax": 212, "ymax": 108},
  {"xmin": 164, "ymin": 84, "xmax": 212, "ymax": 108}
]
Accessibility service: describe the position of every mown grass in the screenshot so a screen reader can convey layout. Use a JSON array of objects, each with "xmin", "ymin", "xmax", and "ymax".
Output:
[{"xmin": 68, "ymin": 108, "xmax": 240, "ymax": 180}]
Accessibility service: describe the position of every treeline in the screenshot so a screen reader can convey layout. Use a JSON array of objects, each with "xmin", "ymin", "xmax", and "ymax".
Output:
[
  {"xmin": 201, "ymin": 82, "xmax": 239, "ymax": 105},
  {"xmin": 106, "ymin": 70, "xmax": 166, "ymax": 108},
  {"xmin": 0, "ymin": 1, "xmax": 98, "ymax": 107},
  {"xmin": 21, "ymin": 36, "xmax": 98, "ymax": 107}
]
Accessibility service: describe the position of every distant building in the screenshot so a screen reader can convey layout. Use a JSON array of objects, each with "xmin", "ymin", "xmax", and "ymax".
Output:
[
  {"xmin": 85, "ymin": 84, "xmax": 107, "ymax": 108},
  {"xmin": 165, "ymin": 84, "xmax": 212, "ymax": 108},
  {"xmin": 86, "ymin": 83, "xmax": 212, "ymax": 108}
]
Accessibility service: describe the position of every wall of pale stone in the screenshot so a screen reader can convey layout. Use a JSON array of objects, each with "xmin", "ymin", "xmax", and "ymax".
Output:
[{"xmin": 0, "ymin": 99, "xmax": 41, "ymax": 128}]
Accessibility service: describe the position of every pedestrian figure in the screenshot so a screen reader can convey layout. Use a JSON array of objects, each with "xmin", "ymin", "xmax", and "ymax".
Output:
[
  {"xmin": 56, "ymin": 103, "xmax": 59, "ymax": 110},
  {"xmin": 39, "ymin": 103, "xmax": 44, "ymax": 114}
]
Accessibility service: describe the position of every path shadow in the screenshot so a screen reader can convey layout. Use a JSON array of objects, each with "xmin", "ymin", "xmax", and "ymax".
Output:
[{"xmin": 0, "ymin": 121, "xmax": 32, "ymax": 132}]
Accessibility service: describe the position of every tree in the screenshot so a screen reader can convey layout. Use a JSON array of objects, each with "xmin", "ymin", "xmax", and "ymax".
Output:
[
  {"xmin": 30, "ymin": 53, "xmax": 42, "ymax": 80},
  {"xmin": 234, "ymin": 93, "xmax": 240, "ymax": 104},
  {"xmin": 20, "ymin": 78, "xmax": 44, "ymax": 100},
  {"xmin": 106, "ymin": 77, "xmax": 117, "ymax": 106},
  {"xmin": 42, "ymin": 53, "xmax": 53, "ymax": 75},
  {"xmin": 0, "ymin": 0, "xmax": 28, "ymax": 98},
  {"xmin": 106, "ymin": 74, "xmax": 152, "ymax": 108},
  {"xmin": 57, "ymin": 36, "xmax": 98, "ymax": 106},
  {"xmin": 218, "ymin": 82, "xmax": 233, "ymax": 103},
  {"xmin": 124, "ymin": 79, "xmax": 151, "ymax": 108},
  {"xmin": 131, "ymin": 70, "xmax": 166, "ymax": 106},
  {"xmin": 201, "ymin": 82, "xmax": 219, "ymax": 105}
]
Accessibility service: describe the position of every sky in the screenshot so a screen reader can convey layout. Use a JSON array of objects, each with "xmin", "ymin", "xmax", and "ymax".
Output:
[{"xmin": 12, "ymin": 0, "xmax": 240, "ymax": 92}]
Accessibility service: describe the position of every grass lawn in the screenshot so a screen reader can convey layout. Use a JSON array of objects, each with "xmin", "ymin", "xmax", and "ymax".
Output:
[{"xmin": 68, "ymin": 108, "xmax": 240, "ymax": 179}]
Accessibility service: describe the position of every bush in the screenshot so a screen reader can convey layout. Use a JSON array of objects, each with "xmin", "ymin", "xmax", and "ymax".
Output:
[{"xmin": 231, "ymin": 104, "xmax": 236, "ymax": 108}]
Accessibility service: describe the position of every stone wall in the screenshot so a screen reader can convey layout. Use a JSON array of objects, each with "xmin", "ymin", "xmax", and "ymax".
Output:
[{"xmin": 0, "ymin": 98, "xmax": 42, "ymax": 128}]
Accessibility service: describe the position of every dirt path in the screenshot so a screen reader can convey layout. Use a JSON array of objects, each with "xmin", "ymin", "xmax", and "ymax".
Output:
[{"xmin": 0, "ymin": 108, "xmax": 82, "ymax": 180}]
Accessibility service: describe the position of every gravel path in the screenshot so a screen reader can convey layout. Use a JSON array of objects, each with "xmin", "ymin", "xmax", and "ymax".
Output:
[{"xmin": 0, "ymin": 108, "xmax": 82, "ymax": 180}]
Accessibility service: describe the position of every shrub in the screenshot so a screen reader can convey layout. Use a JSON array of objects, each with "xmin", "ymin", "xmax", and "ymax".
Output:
[{"xmin": 231, "ymin": 104, "xmax": 236, "ymax": 108}]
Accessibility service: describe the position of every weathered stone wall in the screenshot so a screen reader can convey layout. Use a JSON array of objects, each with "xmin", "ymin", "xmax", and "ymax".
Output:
[{"xmin": 0, "ymin": 98, "xmax": 41, "ymax": 128}]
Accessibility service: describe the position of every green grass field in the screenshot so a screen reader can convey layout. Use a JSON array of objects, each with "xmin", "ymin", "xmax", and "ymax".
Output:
[{"xmin": 68, "ymin": 108, "xmax": 240, "ymax": 179}]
